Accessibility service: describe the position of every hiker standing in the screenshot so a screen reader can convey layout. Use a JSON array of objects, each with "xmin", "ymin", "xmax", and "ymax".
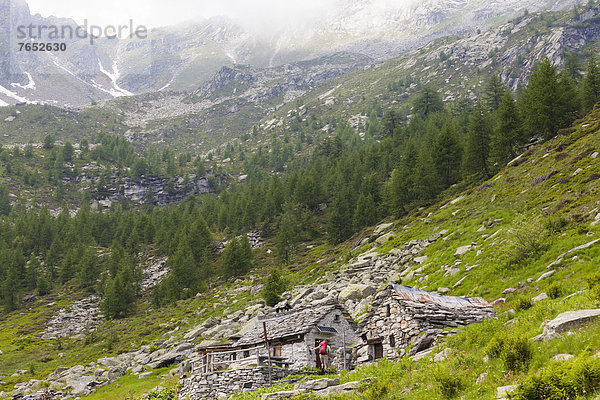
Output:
[{"xmin": 313, "ymin": 340, "xmax": 331, "ymax": 372}]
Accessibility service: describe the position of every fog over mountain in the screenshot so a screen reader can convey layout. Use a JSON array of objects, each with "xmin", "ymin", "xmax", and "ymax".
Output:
[{"xmin": 0, "ymin": 0, "xmax": 579, "ymax": 106}]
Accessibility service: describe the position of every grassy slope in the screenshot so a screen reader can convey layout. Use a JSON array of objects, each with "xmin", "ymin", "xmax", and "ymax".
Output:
[
  {"xmin": 1, "ymin": 107, "xmax": 599, "ymax": 399},
  {"xmin": 232, "ymin": 108, "xmax": 600, "ymax": 399}
]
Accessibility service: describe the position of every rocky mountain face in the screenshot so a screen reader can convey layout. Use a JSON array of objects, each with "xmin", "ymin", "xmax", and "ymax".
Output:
[{"xmin": 0, "ymin": 0, "xmax": 580, "ymax": 107}]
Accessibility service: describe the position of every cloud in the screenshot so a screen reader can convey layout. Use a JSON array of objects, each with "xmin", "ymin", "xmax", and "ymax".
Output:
[{"xmin": 26, "ymin": 0, "xmax": 342, "ymax": 30}]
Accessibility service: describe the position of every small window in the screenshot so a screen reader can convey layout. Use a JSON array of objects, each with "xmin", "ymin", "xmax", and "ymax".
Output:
[
  {"xmin": 334, "ymin": 314, "xmax": 340, "ymax": 322},
  {"xmin": 389, "ymin": 335, "xmax": 396, "ymax": 348},
  {"xmin": 385, "ymin": 304, "xmax": 391, "ymax": 317},
  {"xmin": 243, "ymin": 351, "xmax": 250, "ymax": 358},
  {"xmin": 271, "ymin": 344, "xmax": 282, "ymax": 357}
]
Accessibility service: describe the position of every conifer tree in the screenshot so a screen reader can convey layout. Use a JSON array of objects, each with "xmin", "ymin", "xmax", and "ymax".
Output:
[
  {"xmin": 520, "ymin": 59, "xmax": 579, "ymax": 140},
  {"xmin": 413, "ymin": 87, "xmax": 444, "ymax": 118},
  {"xmin": 433, "ymin": 122, "xmax": 463, "ymax": 187},
  {"xmin": 0, "ymin": 185, "xmax": 10, "ymax": 216},
  {"xmin": 491, "ymin": 90, "xmax": 523, "ymax": 165},
  {"xmin": 583, "ymin": 54, "xmax": 600, "ymax": 111},
  {"xmin": 222, "ymin": 236, "xmax": 253, "ymax": 278},
  {"xmin": 464, "ymin": 102, "xmax": 491, "ymax": 177},
  {"xmin": 261, "ymin": 269, "xmax": 287, "ymax": 307},
  {"xmin": 412, "ymin": 146, "xmax": 441, "ymax": 201},
  {"xmin": 484, "ymin": 75, "xmax": 506, "ymax": 112},
  {"xmin": 353, "ymin": 193, "xmax": 377, "ymax": 230},
  {"xmin": 276, "ymin": 209, "xmax": 299, "ymax": 265}
]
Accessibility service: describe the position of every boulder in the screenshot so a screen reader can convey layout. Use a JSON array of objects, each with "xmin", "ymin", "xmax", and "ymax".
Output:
[
  {"xmin": 107, "ymin": 367, "xmax": 126, "ymax": 380},
  {"xmin": 552, "ymin": 354, "xmax": 574, "ymax": 361},
  {"xmin": 139, "ymin": 371, "xmax": 153, "ymax": 379},
  {"xmin": 545, "ymin": 309, "xmax": 600, "ymax": 335},
  {"xmin": 454, "ymin": 244, "xmax": 474, "ymax": 257},
  {"xmin": 374, "ymin": 223, "xmax": 393, "ymax": 236},
  {"xmin": 295, "ymin": 378, "xmax": 340, "ymax": 391},
  {"xmin": 496, "ymin": 385, "xmax": 517, "ymax": 399},
  {"xmin": 536, "ymin": 270, "xmax": 555, "ymax": 282},
  {"xmin": 338, "ymin": 285, "xmax": 375, "ymax": 302},
  {"xmin": 532, "ymin": 293, "xmax": 548, "ymax": 303},
  {"xmin": 376, "ymin": 232, "xmax": 396, "ymax": 245},
  {"xmin": 414, "ymin": 256, "xmax": 428, "ymax": 264},
  {"xmin": 261, "ymin": 390, "xmax": 301, "ymax": 399}
]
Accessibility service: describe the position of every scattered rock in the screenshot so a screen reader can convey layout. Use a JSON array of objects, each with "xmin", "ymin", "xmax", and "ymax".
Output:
[
  {"xmin": 591, "ymin": 152, "xmax": 599, "ymax": 159},
  {"xmin": 42, "ymin": 296, "xmax": 103, "ymax": 339},
  {"xmin": 139, "ymin": 371, "xmax": 153, "ymax": 379},
  {"xmin": 532, "ymin": 293, "xmax": 548, "ymax": 303},
  {"xmin": 497, "ymin": 385, "xmax": 517, "ymax": 399},
  {"xmin": 454, "ymin": 244, "xmax": 475, "ymax": 257},
  {"xmin": 414, "ymin": 256, "xmax": 428, "ymax": 264},
  {"xmin": 491, "ymin": 298, "xmax": 506, "ymax": 307},
  {"xmin": 374, "ymin": 223, "xmax": 393, "ymax": 236},
  {"xmin": 536, "ymin": 270, "xmax": 555, "ymax": 282},
  {"xmin": 376, "ymin": 232, "xmax": 396, "ymax": 245},
  {"xmin": 546, "ymin": 239, "xmax": 600, "ymax": 269},
  {"xmin": 552, "ymin": 354, "xmax": 574, "ymax": 361},
  {"xmin": 434, "ymin": 348, "xmax": 451, "ymax": 362},
  {"xmin": 295, "ymin": 378, "xmax": 340, "ymax": 391},
  {"xmin": 338, "ymin": 285, "xmax": 375, "ymax": 302}
]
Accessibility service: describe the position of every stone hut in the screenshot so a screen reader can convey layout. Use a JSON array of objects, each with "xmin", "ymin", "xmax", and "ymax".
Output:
[
  {"xmin": 196, "ymin": 303, "xmax": 360, "ymax": 374},
  {"xmin": 357, "ymin": 285, "xmax": 496, "ymax": 361}
]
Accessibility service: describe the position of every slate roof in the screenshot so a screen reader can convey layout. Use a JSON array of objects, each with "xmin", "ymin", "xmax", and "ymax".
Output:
[
  {"xmin": 392, "ymin": 285, "xmax": 492, "ymax": 309},
  {"xmin": 235, "ymin": 304, "xmax": 355, "ymax": 346}
]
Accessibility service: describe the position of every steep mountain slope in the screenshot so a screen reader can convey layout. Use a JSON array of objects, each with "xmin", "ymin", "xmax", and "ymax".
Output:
[
  {"xmin": 0, "ymin": 102, "xmax": 598, "ymax": 399},
  {"xmin": 0, "ymin": 0, "xmax": 581, "ymax": 106}
]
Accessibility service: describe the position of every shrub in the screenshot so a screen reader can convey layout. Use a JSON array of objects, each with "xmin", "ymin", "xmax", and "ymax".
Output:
[
  {"xmin": 588, "ymin": 273, "xmax": 600, "ymax": 301},
  {"xmin": 512, "ymin": 357, "xmax": 600, "ymax": 400},
  {"xmin": 514, "ymin": 296, "xmax": 533, "ymax": 312},
  {"xmin": 433, "ymin": 364, "xmax": 464, "ymax": 399},
  {"xmin": 546, "ymin": 282, "xmax": 564, "ymax": 299},
  {"xmin": 142, "ymin": 388, "xmax": 176, "ymax": 400},
  {"xmin": 486, "ymin": 334, "xmax": 533, "ymax": 372},
  {"xmin": 501, "ymin": 336, "xmax": 534, "ymax": 372}
]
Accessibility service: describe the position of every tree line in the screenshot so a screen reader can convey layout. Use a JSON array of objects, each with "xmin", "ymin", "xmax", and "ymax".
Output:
[{"xmin": 0, "ymin": 56, "xmax": 598, "ymax": 316}]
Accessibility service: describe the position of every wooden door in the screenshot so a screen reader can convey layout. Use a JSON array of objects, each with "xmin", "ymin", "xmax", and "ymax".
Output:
[{"xmin": 374, "ymin": 343, "xmax": 384, "ymax": 360}]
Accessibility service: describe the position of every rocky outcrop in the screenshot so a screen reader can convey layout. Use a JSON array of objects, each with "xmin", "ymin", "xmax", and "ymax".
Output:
[
  {"xmin": 534, "ymin": 309, "xmax": 600, "ymax": 341},
  {"xmin": 7, "ymin": 340, "xmax": 198, "ymax": 399},
  {"xmin": 92, "ymin": 175, "xmax": 213, "ymax": 210},
  {"xmin": 42, "ymin": 296, "xmax": 103, "ymax": 340},
  {"xmin": 141, "ymin": 256, "xmax": 170, "ymax": 291}
]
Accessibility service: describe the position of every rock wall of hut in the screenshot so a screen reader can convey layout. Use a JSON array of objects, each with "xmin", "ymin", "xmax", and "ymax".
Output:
[{"xmin": 357, "ymin": 286, "xmax": 496, "ymax": 361}]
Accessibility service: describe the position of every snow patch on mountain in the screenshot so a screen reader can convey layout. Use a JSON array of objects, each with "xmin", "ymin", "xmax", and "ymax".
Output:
[
  {"xmin": 0, "ymin": 84, "xmax": 30, "ymax": 103},
  {"xmin": 98, "ymin": 59, "xmax": 133, "ymax": 97},
  {"xmin": 11, "ymin": 72, "xmax": 36, "ymax": 90}
]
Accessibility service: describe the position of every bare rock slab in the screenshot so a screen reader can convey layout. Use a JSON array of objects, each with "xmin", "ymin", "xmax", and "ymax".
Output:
[{"xmin": 545, "ymin": 309, "xmax": 600, "ymax": 335}]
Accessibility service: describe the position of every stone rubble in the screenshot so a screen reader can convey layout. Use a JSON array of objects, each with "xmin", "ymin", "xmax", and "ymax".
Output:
[
  {"xmin": 41, "ymin": 296, "xmax": 103, "ymax": 340},
  {"xmin": 6, "ymin": 340, "xmax": 199, "ymax": 399}
]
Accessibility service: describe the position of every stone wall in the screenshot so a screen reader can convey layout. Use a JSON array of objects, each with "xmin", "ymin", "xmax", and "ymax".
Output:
[
  {"xmin": 357, "ymin": 286, "xmax": 496, "ymax": 361},
  {"xmin": 179, "ymin": 367, "xmax": 300, "ymax": 400}
]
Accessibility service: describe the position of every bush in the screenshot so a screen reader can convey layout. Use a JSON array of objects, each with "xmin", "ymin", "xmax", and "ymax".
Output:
[
  {"xmin": 261, "ymin": 268, "xmax": 288, "ymax": 307},
  {"xmin": 501, "ymin": 336, "xmax": 534, "ymax": 372},
  {"xmin": 512, "ymin": 357, "xmax": 600, "ymax": 400},
  {"xmin": 546, "ymin": 282, "xmax": 564, "ymax": 299},
  {"xmin": 588, "ymin": 273, "xmax": 600, "ymax": 301},
  {"xmin": 433, "ymin": 364, "xmax": 464, "ymax": 399},
  {"xmin": 486, "ymin": 334, "xmax": 533, "ymax": 373},
  {"xmin": 142, "ymin": 388, "xmax": 176, "ymax": 400},
  {"xmin": 514, "ymin": 296, "xmax": 533, "ymax": 312}
]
